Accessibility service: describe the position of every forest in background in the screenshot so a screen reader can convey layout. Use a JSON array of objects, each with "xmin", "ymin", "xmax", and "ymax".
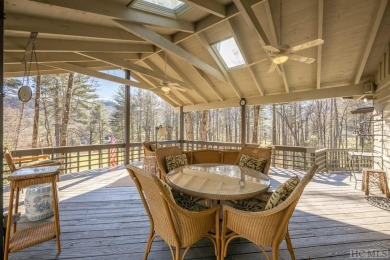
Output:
[{"xmin": 3, "ymin": 73, "xmax": 372, "ymax": 151}]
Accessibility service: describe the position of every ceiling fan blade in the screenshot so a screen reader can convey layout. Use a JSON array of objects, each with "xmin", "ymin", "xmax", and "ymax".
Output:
[
  {"xmin": 290, "ymin": 39, "xmax": 324, "ymax": 52},
  {"xmin": 289, "ymin": 54, "xmax": 315, "ymax": 64},
  {"xmin": 262, "ymin": 45, "xmax": 280, "ymax": 53},
  {"xmin": 267, "ymin": 62, "xmax": 277, "ymax": 73},
  {"xmin": 171, "ymin": 85, "xmax": 187, "ymax": 92}
]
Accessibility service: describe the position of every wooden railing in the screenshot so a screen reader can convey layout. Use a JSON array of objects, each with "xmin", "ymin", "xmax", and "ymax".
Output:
[
  {"xmin": 182, "ymin": 141, "xmax": 316, "ymax": 171},
  {"xmin": 4, "ymin": 141, "xmax": 378, "ymax": 178},
  {"xmin": 4, "ymin": 141, "xmax": 179, "ymax": 177}
]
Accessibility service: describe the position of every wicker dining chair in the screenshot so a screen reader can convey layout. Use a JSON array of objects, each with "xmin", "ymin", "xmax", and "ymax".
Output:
[
  {"xmin": 142, "ymin": 142, "xmax": 158, "ymax": 174},
  {"xmin": 155, "ymin": 146, "xmax": 184, "ymax": 180},
  {"xmin": 126, "ymin": 165, "xmax": 220, "ymax": 260},
  {"xmin": 221, "ymin": 164, "xmax": 318, "ymax": 260},
  {"xmin": 234, "ymin": 146, "xmax": 273, "ymax": 175}
]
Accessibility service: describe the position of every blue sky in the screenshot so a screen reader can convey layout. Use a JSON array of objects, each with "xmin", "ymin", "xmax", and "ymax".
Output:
[{"xmin": 94, "ymin": 70, "xmax": 125, "ymax": 100}]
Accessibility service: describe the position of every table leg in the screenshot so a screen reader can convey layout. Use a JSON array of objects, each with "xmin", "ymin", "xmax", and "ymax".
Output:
[
  {"xmin": 13, "ymin": 187, "xmax": 20, "ymax": 234},
  {"xmin": 4, "ymin": 186, "xmax": 14, "ymax": 260},
  {"xmin": 365, "ymin": 171, "xmax": 370, "ymax": 196},
  {"xmin": 51, "ymin": 179, "xmax": 61, "ymax": 253}
]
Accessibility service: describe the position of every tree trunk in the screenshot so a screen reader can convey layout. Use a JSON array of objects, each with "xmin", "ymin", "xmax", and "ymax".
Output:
[
  {"xmin": 14, "ymin": 103, "xmax": 25, "ymax": 150},
  {"xmin": 32, "ymin": 75, "xmax": 41, "ymax": 148},
  {"xmin": 200, "ymin": 110, "xmax": 208, "ymax": 141},
  {"xmin": 60, "ymin": 73, "xmax": 74, "ymax": 146},
  {"xmin": 272, "ymin": 104, "xmax": 276, "ymax": 145},
  {"xmin": 185, "ymin": 112, "xmax": 194, "ymax": 139},
  {"xmin": 42, "ymin": 88, "xmax": 52, "ymax": 147},
  {"xmin": 54, "ymin": 80, "xmax": 61, "ymax": 147}
]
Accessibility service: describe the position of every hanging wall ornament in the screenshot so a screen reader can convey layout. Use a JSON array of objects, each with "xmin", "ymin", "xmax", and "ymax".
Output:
[{"xmin": 19, "ymin": 32, "xmax": 39, "ymax": 103}]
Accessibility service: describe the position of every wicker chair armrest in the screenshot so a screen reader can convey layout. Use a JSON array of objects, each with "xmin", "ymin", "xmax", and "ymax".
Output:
[
  {"xmin": 13, "ymin": 154, "xmax": 50, "ymax": 162},
  {"xmin": 144, "ymin": 150, "xmax": 156, "ymax": 157},
  {"xmin": 222, "ymin": 204, "xmax": 279, "ymax": 218}
]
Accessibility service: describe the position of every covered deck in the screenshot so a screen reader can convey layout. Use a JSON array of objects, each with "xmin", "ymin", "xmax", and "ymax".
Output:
[{"xmin": 4, "ymin": 166, "xmax": 390, "ymax": 260}]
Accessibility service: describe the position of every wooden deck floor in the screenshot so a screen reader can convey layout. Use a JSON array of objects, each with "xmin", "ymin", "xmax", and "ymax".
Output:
[{"xmin": 3, "ymin": 166, "xmax": 390, "ymax": 260}]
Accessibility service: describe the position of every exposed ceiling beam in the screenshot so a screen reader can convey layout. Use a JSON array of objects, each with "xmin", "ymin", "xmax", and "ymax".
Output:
[
  {"xmin": 227, "ymin": 19, "xmax": 264, "ymax": 96},
  {"xmin": 5, "ymin": 13, "xmax": 144, "ymax": 42},
  {"xmin": 5, "ymin": 37, "xmax": 154, "ymax": 53},
  {"xmin": 135, "ymin": 3, "xmax": 240, "ymax": 64},
  {"xmin": 154, "ymin": 89, "xmax": 184, "ymax": 106},
  {"xmin": 194, "ymin": 68, "xmax": 225, "ymax": 101},
  {"xmin": 196, "ymin": 33, "xmax": 242, "ymax": 98},
  {"xmin": 233, "ymin": 0, "xmax": 269, "ymax": 45},
  {"xmin": 29, "ymin": 0, "xmax": 194, "ymax": 33},
  {"xmin": 140, "ymin": 59, "xmax": 195, "ymax": 104},
  {"xmin": 263, "ymin": 0, "xmax": 289, "ymax": 93},
  {"xmin": 173, "ymin": 4, "xmax": 239, "ymax": 44},
  {"xmin": 316, "ymin": 0, "xmax": 324, "ymax": 89},
  {"xmin": 4, "ymin": 52, "xmax": 92, "ymax": 64},
  {"xmin": 354, "ymin": 0, "xmax": 388, "ymax": 84},
  {"xmin": 156, "ymin": 52, "xmax": 210, "ymax": 103},
  {"xmin": 5, "ymin": 69, "xmax": 66, "ymax": 78},
  {"xmin": 129, "ymin": 72, "xmax": 181, "ymax": 106},
  {"xmin": 115, "ymin": 21, "xmax": 226, "ymax": 82},
  {"xmin": 182, "ymin": 0, "xmax": 226, "ymax": 18},
  {"xmin": 183, "ymin": 83, "xmax": 368, "ymax": 112},
  {"xmin": 77, "ymin": 52, "xmax": 190, "ymax": 90},
  {"xmin": 5, "ymin": 52, "xmax": 139, "ymax": 66},
  {"xmin": 44, "ymin": 62, "xmax": 150, "ymax": 89}
]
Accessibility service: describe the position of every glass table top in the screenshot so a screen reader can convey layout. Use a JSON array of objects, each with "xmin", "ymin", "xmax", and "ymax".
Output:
[
  {"xmin": 166, "ymin": 163, "xmax": 270, "ymax": 200},
  {"xmin": 9, "ymin": 166, "xmax": 61, "ymax": 179}
]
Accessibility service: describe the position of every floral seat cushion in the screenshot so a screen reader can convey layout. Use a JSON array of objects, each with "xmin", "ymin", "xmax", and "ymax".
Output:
[
  {"xmin": 238, "ymin": 154, "xmax": 267, "ymax": 173},
  {"xmin": 160, "ymin": 180, "xmax": 207, "ymax": 212},
  {"xmin": 165, "ymin": 154, "xmax": 188, "ymax": 172},
  {"xmin": 223, "ymin": 198, "xmax": 267, "ymax": 212}
]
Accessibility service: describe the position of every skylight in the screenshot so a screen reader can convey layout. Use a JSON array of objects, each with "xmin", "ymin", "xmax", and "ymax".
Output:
[
  {"xmin": 213, "ymin": 38, "xmax": 245, "ymax": 69},
  {"xmin": 132, "ymin": 0, "xmax": 189, "ymax": 18},
  {"xmin": 142, "ymin": 0, "xmax": 184, "ymax": 10}
]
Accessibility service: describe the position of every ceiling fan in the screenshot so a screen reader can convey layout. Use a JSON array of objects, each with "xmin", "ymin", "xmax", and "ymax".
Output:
[
  {"xmin": 157, "ymin": 52, "xmax": 185, "ymax": 95},
  {"xmin": 263, "ymin": 39, "xmax": 324, "ymax": 73},
  {"xmin": 262, "ymin": 0, "xmax": 324, "ymax": 73}
]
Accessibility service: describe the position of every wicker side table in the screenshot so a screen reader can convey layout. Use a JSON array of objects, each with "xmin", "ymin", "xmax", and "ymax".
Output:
[
  {"xmin": 362, "ymin": 168, "xmax": 390, "ymax": 198},
  {"xmin": 4, "ymin": 166, "xmax": 61, "ymax": 260}
]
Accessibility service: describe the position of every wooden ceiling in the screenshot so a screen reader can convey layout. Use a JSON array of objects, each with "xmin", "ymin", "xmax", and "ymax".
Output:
[{"xmin": 4, "ymin": 0, "xmax": 390, "ymax": 111}]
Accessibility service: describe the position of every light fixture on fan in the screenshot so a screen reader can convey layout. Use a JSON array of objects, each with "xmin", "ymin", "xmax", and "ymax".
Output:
[
  {"xmin": 273, "ymin": 55, "xmax": 289, "ymax": 64},
  {"xmin": 157, "ymin": 52, "xmax": 186, "ymax": 94},
  {"xmin": 161, "ymin": 85, "xmax": 170, "ymax": 94}
]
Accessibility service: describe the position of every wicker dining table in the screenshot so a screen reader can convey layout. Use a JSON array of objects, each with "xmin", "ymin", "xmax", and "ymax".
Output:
[{"xmin": 166, "ymin": 163, "xmax": 270, "ymax": 202}]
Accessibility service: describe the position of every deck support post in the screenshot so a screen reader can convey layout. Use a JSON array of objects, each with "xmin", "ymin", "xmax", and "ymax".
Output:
[
  {"xmin": 0, "ymin": 1, "xmax": 4, "ymax": 256},
  {"xmin": 179, "ymin": 106, "xmax": 184, "ymax": 150},
  {"xmin": 124, "ymin": 69, "xmax": 131, "ymax": 164}
]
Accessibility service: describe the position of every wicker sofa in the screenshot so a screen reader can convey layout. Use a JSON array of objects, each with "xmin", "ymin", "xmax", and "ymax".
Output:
[
  {"xmin": 183, "ymin": 149, "xmax": 240, "ymax": 165},
  {"xmin": 156, "ymin": 147, "xmax": 273, "ymax": 180}
]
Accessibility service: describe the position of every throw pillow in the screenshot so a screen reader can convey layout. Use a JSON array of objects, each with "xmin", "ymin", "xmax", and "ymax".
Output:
[
  {"xmin": 239, "ymin": 154, "xmax": 267, "ymax": 173},
  {"xmin": 165, "ymin": 154, "xmax": 188, "ymax": 172},
  {"xmin": 265, "ymin": 176, "xmax": 300, "ymax": 210}
]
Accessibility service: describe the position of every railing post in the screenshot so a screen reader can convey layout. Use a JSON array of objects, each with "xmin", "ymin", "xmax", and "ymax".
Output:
[
  {"xmin": 0, "ymin": 0, "xmax": 5, "ymax": 254},
  {"xmin": 124, "ymin": 69, "xmax": 131, "ymax": 165},
  {"xmin": 240, "ymin": 99, "xmax": 246, "ymax": 147},
  {"xmin": 180, "ymin": 106, "xmax": 184, "ymax": 150}
]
